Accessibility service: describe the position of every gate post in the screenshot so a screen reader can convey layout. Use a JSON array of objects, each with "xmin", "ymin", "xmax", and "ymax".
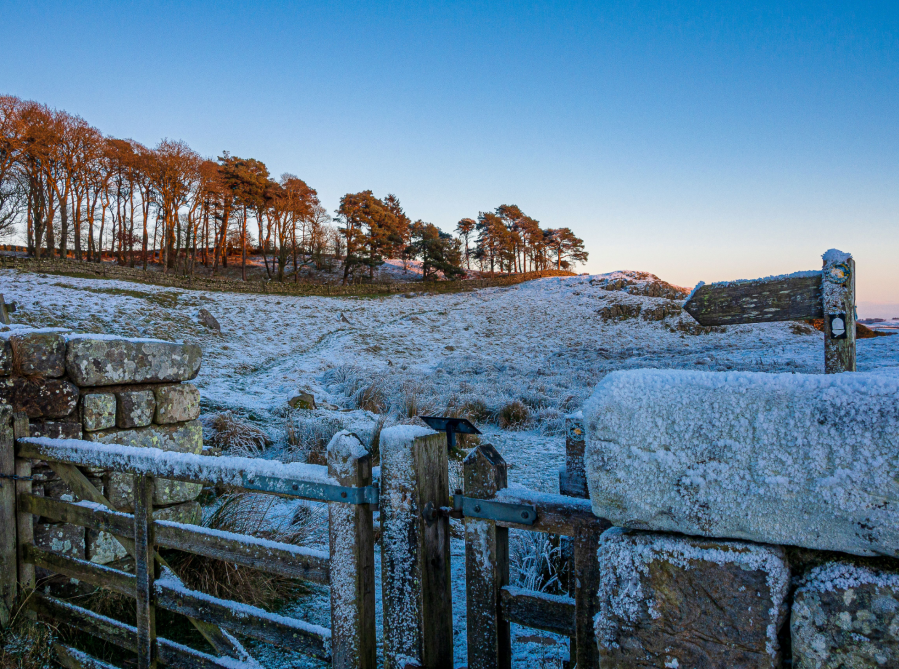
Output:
[
  {"xmin": 0, "ymin": 404, "xmax": 15, "ymax": 626},
  {"xmin": 379, "ymin": 426, "xmax": 453, "ymax": 669},
  {"xmin": 327, "ymin": 431, "xmax": 377, "ymax": 669},
  {"xmin": 464, "ymin": 444, "xmax": 510, "ymax": 669}
]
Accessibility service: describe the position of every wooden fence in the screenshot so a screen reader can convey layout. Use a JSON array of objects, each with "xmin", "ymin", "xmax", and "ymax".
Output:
[{"xmin": 0, "ymin": 410, "xmax": 377, "ymax": 669}]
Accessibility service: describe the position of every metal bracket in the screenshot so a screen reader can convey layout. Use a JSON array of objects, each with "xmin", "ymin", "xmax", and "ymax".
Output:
[
  {"xmin": 242, "ymin": 474, "xmax": 379, "ymax": 506},
  {"xmin": 452, "ymin": 492, "xmax": 536, "ymax": 525}
]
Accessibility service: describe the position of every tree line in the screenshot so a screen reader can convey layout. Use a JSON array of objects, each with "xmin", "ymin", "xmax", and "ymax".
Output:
[{"xmin": 0, "ymin": 95, "xmax": 588, "ymax": 283}]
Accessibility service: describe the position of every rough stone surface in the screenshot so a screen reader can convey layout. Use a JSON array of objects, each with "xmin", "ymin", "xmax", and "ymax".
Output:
[
  {"xmin": 792, "ymin": 562, "xmax": 899, "ymax": 668},
  {"xmin": 65, "ymin": 337, "xmax": 201, "ymax": 386},
  {"xmin": 197, "ymin": 308, "xmax": 221, "ymax": 332},
  {"xmin": 595, "ymin": 529, "xmax": 790, "ymax": 668},
  {"xmin": 86, "ymin": 501, "xmax": 202, "ymax": 564},
  {"xmin": 0, "ymin": 377, "xmax": 79, "ymax": 418},
  {"xmin": 33, "ymin": 523, "xmax": 85, "ymax": 561},
  {"xmin": 84, "ymin": 421, "xmax": 203, "ymax": 510},
  {"xmin": 0, "ymin": 339, "xmax": 11, "ymax": 375},
  {"xmin": 28, "ymin": 420, "xmax": 82, "ymax": 440},
  {"xmin": 86, "ymin": 530, "xmax": 129, "ymax": 564},
  {"xmin": 154, "ymin": 383, "xmax": 200, "ymax": 424},
  {"xmin": 288, "ymin": 391, "xmax": 316, "ymax": 410},
  {"xmin": 8, "ymin": 332, "xmax": 66, "ymax": 377},
  {"xmin": 82, "ymin": 393, "xmax": 116, "ymax": 431},
  {"xmin": 584, "ymin": 368, "xmax": 899, "ymax": 556},
  {"xmin": 115, "ymin": 389, "xmax": 156, "ymax": 428}
]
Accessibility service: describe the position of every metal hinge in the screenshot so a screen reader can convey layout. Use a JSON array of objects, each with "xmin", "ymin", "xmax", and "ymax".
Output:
[
  {"xmin": 423, "ymin": 492, "xmax": 537, "ymax": 525},
  {"xmin": 242, "ymin": 474, "xmax": 379, "ymax": 506}
]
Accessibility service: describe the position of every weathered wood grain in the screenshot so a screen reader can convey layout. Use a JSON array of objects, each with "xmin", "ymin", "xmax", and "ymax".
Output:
[
  {"xmin": 328, "ymin": 436, "xmax": 377, "ymax": 669},
  {"xmin": 499, "ymin": 586, "xmax": 575, "ymax": 637},
  {"xmin": 13, "ymin": 412, "xmax": 33, "ymax": 594},
  {"xmin": 22, "ymin": 493, "xmax": 330, "ymax": 584},
  {"xmin": 54, "ymin": 643, "xmax": 121, "ymax": 669},
  {"xmin": 381, "ymin": 431, "xmax": 453, "ymax": 669},
  {"xmin": 133, "ymin": 475, "xmax": 157, "ymax": 669},
  {"xmin": 23, "ymin": 544, "xmax": 136, "ymax": 597},
  {"xmin": 684, "ymin": 274, "xmax": 822, "ymax": 326},
  {"xmin": 823, "ymin": 256, "xmax": 856, "ymax": 373},
  {"xmin": 31, "ymin": 592, "xmax": 245, "ymax": 669},
  {"xmin": 155, "ymin": 582, "xmax": 331, "ymax": 660},
  {"xmin": 494, "ymin": 488, "xmax": 605, "ymax": 537},
  {"xmin": 464, "ymin": 444, "xmax": 511, "ymax": 669},
  {"xmin": 0, "ymin": 405, "xmax": 16, "ymax": 626},
  {"xmin": 573, "ymin": 523, "xmax": 602, "ymax": 669}
]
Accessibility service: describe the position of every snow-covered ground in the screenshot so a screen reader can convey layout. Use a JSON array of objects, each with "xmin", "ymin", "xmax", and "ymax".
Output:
[{"xmin": 7, "ymin": 267, "xmax": 899, "ymax": 667}]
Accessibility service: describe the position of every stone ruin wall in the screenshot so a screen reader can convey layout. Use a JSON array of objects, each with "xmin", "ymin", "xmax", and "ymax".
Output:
[{"xmin": 0, "ymin": 328, "xmax": 202, "ymax": 566}]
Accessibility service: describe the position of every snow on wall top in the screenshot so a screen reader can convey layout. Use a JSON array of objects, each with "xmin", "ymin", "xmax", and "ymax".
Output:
[
  {"xmin": 798, "ymin": 561, "xmax": 899, "ymax": 594},
  {"xmin": 822, "ymin": 248, "xmax": 852, "ymax": 264},
  {"xmin": 583, "ymin": 368, "xmax": 899, "ymax": 556}
]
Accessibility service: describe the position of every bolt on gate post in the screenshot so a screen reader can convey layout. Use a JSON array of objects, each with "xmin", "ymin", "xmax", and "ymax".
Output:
[{"xmin": 379, "ymin": 426, "xmax": 453, "ymax": 669}]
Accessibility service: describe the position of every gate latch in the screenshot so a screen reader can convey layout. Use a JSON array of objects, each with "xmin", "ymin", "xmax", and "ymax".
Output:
[{"xmin": 422, "ymin": 491, "xmax": 537, "ymax": 526}]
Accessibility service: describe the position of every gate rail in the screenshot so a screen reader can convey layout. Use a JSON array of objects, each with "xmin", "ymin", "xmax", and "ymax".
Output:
[{"xmin": 0, "ymin": 412, "xmax": 377, "ymax": 669}]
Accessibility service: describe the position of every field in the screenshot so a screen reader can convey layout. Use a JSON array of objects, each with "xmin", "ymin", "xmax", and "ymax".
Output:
[{"xmin": 6, "ymin": 267, "xmax": 899, "ymax": 667}]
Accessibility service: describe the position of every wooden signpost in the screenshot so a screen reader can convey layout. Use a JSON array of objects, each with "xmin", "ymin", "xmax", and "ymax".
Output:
[{"xmin": 684, "ymin": 249, "xmax": 856, "ymax": 373}]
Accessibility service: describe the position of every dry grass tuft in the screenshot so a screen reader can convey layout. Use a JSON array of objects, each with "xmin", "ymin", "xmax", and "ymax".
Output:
[
  {"xmin": 167, "ymin": 493, "xmax": 325, "ymax": 608},
  {"xmin": 355, "ymin": 380, "xmax": 388, "ymax": 414},
  {"xmin": 205, "ymin": 411, "xmax": 269, "ymax": 455},
  {"xmin": 497, "ymin": 400, "xmax": 530, "ymax": 429},
  {"xmin": 0, "ymin": 596, "xmax": 56, "ymax": 669}
]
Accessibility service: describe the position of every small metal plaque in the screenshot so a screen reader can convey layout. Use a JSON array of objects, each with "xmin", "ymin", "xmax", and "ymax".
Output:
[{"xmin": 828, "ymin": 313, "xmax": 848, "ymax": 339}]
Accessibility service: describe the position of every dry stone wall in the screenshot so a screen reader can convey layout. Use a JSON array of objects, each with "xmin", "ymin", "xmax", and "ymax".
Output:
[
  {"xmin": 1, "ymin": 327, "xmax": 203, "ymax": 565},
  {"xmin": 581, "ymin": 368, "xmax": 899, "ymax": 668}
]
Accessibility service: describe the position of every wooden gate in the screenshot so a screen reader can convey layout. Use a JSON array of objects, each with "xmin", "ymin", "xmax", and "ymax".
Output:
[{"xmin": 0, "ymin": 410, "xmax": 377, "ymax": 669}]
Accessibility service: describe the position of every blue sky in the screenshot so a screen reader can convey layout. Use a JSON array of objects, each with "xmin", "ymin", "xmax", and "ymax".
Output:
[{"xmin": 3, "ymin": 1, "xmax": 897, "ymax": 314}]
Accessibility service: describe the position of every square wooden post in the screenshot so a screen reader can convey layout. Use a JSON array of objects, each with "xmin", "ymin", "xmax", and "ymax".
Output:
[
  {"xmin": 379, "ymin": 426, "xmax": 453, "ymax": 669},
  {"xmin": 464, "ymin": 444, "xmax": 510, "ymax": 669},
  {"xmin": 0, "ymin": 405, "xmax": 15, "ymax": 626},
  {"xmin": 13, "ymin": 412, "xmax": 33, "ymax": 596},
  {"xmin": 328, "ymin": 432, "xmax": 377, "ymax": 669},
  {"xmin": 572, "ymin": 522, "xmax": 601, "ymax": 669},
  {"xmin": 823, "ymin": 252, "xmax": 856, "ymax": 373},
  {"xmin": 134, "ymin": 474, "xmax": 157, "ymax": 669}
]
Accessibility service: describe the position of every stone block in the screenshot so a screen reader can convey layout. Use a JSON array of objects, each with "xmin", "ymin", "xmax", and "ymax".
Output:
[
  {"xmin": 0, "ymin": 377, "xmax": 78, "ymax": 418},
  {"xmin": 33, "ymin": 523, "xmax": 85, "ymax": 563},
  {"xmin": 154, "ymin": 383, "xmax": 200, "ymax": 424},
  {"xmin": 8, "ymin": 332, "xmax": 66, "ymax": 377},
  {"xmin": 65, "ymin": 336, "xmax": 201, "ymax": 386},
  {"xmin": 85, "ymin": 421, "xmax": 203, "ymax": 510},
  {"xmin": 116, "ymin": 389, "xmax": 155, "ymax": 428},
  {"xmin": 584, "ymin": 369, "xmax": 899, "ymax": 556},
  {"xmin": 28, "ymin": 420, "xmax": 82, "ymax": 440},
  {"xmin": 86, "ymin": 530, "xmax": 129, "ymax": 564},
  {"xmin": 82, "ymin": 393, "xmax": 116, "ymax": 431},
  {"xmin": 0, "ymin": 339, "xmax": 10, "ymax": 375},
  {"xmin": 595, "ymin": 529, "xmax": 789, "ymax": 668},
  {"xmin": 86, "ymin": 502, "xmax": 202, "ymax": 564},
  {"xmin": 792, "ymin": 562, "xmax": 899, "ymax": 668}
]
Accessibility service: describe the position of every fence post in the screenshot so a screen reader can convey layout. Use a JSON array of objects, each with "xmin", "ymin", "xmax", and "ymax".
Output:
[
  {"xmin": 464, "ymin": 444, "xmax": 510, "ymax": 669},
  {"xmin": 380, "ymin": 426, "xmax": 453, "ymax": 669},
  {"xmin": 327, "ymin": 432, "xmax": 377, "ymax": 669},
  {"xmin": 0, "ymin": 405, "xmax": 15, "ymax": 626},
  {"xmin": 134, "ymin": 475, "xmax": 157, "ymax": 669},
  {"xmin": 572, "ymin": 522, "xmax": 601, "ymax": 669},
  {"xmin": 13, "ymin": 412, "xmax": 33, "ymax": 595}
]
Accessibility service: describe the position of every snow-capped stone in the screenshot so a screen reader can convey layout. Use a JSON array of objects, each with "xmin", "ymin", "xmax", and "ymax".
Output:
[
  {"xmin": 65, "ymin": 337, "xmax": 201, "ymax": 386},
  {"xmin": 791, "ymin": 562, "xmax": 899, "ymax": 669},
  {"xmin": 584, "ymin": 368, "xmax": 899, "ymax": 556},
  {"xmin": 595, "ymin": 528, "xmax": 789, "ymax": 668},
  {"xmin": 7, "ymin": 332, "xmax": 66, "ymax": 377}
]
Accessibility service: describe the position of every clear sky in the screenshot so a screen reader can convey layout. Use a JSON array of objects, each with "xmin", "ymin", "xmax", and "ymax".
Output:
[{"xmin": 3, "ymin": 1, "xmax": 897, "ymax": 315}]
